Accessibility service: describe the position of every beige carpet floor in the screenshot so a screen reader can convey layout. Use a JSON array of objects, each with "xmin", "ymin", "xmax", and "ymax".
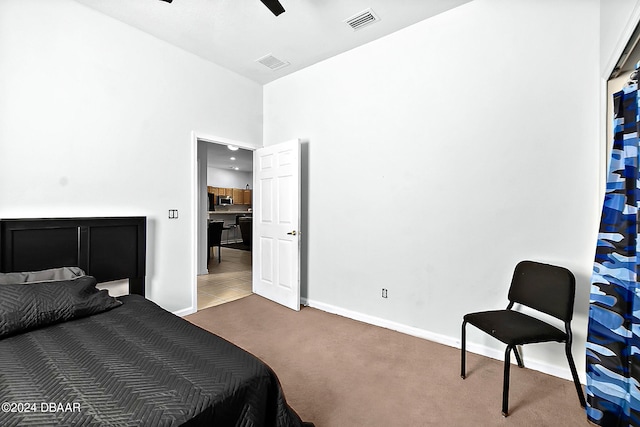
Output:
[{"xmin": 185, "ymin": 294, "xmax": 592, "ymax": 427}]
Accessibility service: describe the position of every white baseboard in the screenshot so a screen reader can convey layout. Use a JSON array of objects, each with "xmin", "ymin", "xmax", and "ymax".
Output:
[
  {"xmin": 173, "ymin": 306, "xmax": 196, "ymax": 317},
  {"xmin": 301, "ymin": 297, "xmax": 586, "ymax": 384}
]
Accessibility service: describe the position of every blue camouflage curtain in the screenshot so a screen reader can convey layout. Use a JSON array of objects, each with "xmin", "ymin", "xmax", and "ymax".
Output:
[{"xmin": 586, "ymin": 83, "xmax": 640, "ymax": 426}]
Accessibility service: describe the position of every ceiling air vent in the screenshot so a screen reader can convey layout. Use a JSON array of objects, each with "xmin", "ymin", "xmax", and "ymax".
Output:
[
  {"xmin": 256, "ymin": 54, "xmax": 290, "ymax": 71},
  {"xmin": 344, "ymin": 8, "xmax": 380, "ymax": 31}
]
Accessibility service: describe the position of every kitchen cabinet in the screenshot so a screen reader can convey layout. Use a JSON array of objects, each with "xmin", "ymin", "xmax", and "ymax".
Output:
[
  {"xmin": 208, "ymin": 187, "xmax": 252, "ymax": 205},
  {"xmin": 213, "ymin": 188, "xmax": 222, "ymax": 197},
  {"xmin": 232, "ymin": 188, "xmax": 243, "ymax": 203},
  {"xmin": 212, "ymin": 187, "xmax": 232, "ymax": 198}
]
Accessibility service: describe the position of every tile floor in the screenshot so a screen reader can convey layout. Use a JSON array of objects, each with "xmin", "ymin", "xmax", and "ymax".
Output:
[{"xmin": 197, "ymin": 246, "xmax": 252, "ymax": 311}]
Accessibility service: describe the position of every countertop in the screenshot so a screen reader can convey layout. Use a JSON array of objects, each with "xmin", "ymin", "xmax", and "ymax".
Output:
[{"xmin": 208, "ymin": 211, "xmax": 252, "ymax": 214}]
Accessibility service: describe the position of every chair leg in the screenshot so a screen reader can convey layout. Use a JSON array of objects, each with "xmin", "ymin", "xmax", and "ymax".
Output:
[
  {"xmin": 461, "ymin": 320, "xmax": 467, "ymax": 379},
  {"xmin": 513, "ymin": 345, "xmax": 524, "ymax": 368},
  {"xmin": 502, "ymin": 345, "xmax": 513, "ymax": 417},
  {"xmin": 217, "ymin": 243, "xmax": 221, "ymax": 263},
  {"xmin": 565, "ymin": 342, "xmax": 586, "ymax": 408}
]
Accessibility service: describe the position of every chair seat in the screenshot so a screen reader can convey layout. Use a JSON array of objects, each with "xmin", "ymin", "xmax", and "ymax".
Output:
[{"xmin": 464, "ymin": 310, "xmax": 566, "ymax": 345}]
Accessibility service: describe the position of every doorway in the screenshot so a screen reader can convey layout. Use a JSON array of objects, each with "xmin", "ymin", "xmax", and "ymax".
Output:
[{"xmin": 195, "ymin": 136, "xmax": 254, "ymax": 311}]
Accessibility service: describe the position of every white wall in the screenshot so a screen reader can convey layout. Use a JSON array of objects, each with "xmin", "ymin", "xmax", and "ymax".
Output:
[
  {"xmin": 207, "ymin": 167, "xmax": 252, "ymax": 191},
  {"xmin": 264, "ymin": 0, "xmax": 604, "ymax": 381},
  {"xmin": 0, "ymin": 0, "xmax": 263, "ymax": 312},
  {"xmin": 600, "ymin": 0, "xmax": 640, "ymax": 76}
]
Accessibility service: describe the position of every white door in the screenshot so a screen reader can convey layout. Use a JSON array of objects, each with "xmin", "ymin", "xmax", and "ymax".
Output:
[{"xmin": 252, "ymin": 139, "xmax": 301, "ymax": 311}]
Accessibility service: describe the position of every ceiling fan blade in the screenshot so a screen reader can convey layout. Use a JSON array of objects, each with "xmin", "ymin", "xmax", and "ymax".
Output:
[
  {"xmin": 158, "ymin": 0, "xmax": 283, "ymax": 17},
  {"xmin": 260, "ymin": 0, "xmax": 285, "ymax": 16}
]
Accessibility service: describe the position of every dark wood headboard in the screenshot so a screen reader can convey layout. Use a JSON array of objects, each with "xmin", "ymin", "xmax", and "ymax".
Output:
[{"xmin": 0, "ymin": 217, "xmax": 146, "ymax": 296}]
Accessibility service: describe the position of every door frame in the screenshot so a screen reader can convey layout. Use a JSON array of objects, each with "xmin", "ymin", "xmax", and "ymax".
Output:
[{"xmin": 190, "ymin": 131, "xmax": 257, "ymax": 314}]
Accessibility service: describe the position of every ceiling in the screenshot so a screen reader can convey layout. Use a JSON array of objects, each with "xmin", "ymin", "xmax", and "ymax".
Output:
[
  {"xmin": 205, "ymin": 143, "xmax": 253, "ymax": 173},
  {"xmin": 72, "ymin": 0, "xmax": 472, "ymax": 84}
]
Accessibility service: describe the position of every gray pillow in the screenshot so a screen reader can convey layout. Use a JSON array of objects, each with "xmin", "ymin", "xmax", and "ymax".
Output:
[
  {"xmin": 0, "ymin": 275, "xmax": 121, "ymax": 338},
  {"xmin": 0, "ymin": 267, "xmax": 85, "ymax": 284}
]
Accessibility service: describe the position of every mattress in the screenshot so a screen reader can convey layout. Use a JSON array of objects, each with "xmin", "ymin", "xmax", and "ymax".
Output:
[{"xmin": 0, "ymin": 294, "xmax": 304, "ymax": 426}]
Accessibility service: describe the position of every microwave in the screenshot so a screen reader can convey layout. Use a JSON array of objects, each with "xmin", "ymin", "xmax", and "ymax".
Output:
[{"xmin": 218, "ymin": 196, "xmax": 233, "ymax": 205}]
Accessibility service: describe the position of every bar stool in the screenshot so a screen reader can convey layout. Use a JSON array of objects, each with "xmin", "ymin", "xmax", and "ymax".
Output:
[{"xmin": 226, "ymin": 215, "xmax": 245, "ymax": 243}]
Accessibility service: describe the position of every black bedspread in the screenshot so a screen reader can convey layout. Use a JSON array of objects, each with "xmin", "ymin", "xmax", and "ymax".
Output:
[{"xmin": 0, "ymin": 295, "xmax": 304, "ymax": 427}]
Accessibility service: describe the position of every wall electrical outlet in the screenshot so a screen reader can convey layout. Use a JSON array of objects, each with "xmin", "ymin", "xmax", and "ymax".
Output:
[
  {"xmin": 382, "ymin": 288, "xmax": 388, "ymax": 298},
  {"xmin": 168, "ymin": 209, "xmax": 179, "ymax": 219}
]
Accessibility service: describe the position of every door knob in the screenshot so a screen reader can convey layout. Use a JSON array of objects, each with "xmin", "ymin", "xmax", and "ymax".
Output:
[{"xmin": 287, "ymin": 230, "xmax": 297, "ymax": 236}]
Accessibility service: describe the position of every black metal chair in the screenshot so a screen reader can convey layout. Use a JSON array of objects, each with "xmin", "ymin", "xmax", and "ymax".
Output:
[
  {"xmin": 239, "ymin": 216, "xmax": 252, "ymax": 247},
  {"xmin": 460, "ymin": 260, "xmax": 586, "ymax": 416},
  {"xmin": 207, "ymin": 221, "xmax": 224, "ymax": 264}
]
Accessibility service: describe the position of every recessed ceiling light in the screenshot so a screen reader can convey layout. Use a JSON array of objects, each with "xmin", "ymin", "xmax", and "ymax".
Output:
[
  {"xmin": 230, "ymin": 157, "xmax": 236, "ymax": 160},
  {"xmin": 234, "ymin": 167, "xmax": 239, "ymax": 170},
  {"xmin": 228, "ymin": 145, "xmax": 239, "ymax": 151}
]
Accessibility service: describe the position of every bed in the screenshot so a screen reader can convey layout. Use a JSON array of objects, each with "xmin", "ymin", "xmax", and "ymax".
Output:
[{"xmin": 0, "ymin": 217, "xmax": 309, "ymax": 426}]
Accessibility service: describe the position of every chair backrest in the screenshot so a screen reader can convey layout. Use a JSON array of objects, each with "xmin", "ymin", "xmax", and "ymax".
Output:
[
  {"xmin": 208, "ymin": 221, "xmax": 224, "ymax": 246},
  {"xmin": 239, "ymin": 217, "xmax": 252, "ymax": 245},
  {"xmin": 507, "ymin": 260, "xmax": 576, "ymax": 322}
]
